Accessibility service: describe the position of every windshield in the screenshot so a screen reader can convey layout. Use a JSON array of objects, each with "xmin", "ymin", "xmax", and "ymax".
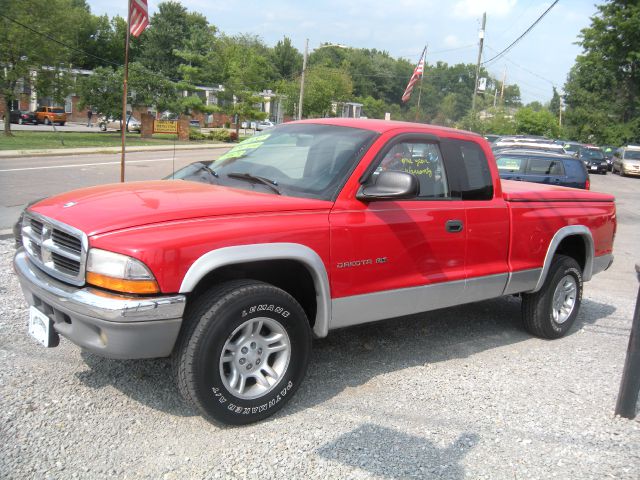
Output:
[
  {"xmin": 580, "ymin": 149, "xmax": 604, "ymax": 160},
  {"xmin": 624, "ymin": 150, "xmax": 640, "ymax": 160},
  {"xmin": 171, "ymin": 123, "xmax": 377, "ymax": 200}
]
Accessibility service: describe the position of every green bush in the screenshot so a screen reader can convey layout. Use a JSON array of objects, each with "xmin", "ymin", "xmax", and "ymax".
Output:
[
  {"xmin": 209, "ymin": 129, "xmax": 231, "ymax": 142},
  {"xmin": 189, "ymin": 127, "xmax": 205, "ymax": 140}
]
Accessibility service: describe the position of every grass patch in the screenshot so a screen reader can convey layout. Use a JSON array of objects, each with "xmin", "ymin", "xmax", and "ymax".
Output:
[{"xmin": 0, "ymin": 131, "xmax": 220, "ymax": 150}]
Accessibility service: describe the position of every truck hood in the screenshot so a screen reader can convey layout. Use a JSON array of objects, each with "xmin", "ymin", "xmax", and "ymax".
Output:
[{"xmin": 29, "ymin": 180, "xmax": 333, "ymax": 236}]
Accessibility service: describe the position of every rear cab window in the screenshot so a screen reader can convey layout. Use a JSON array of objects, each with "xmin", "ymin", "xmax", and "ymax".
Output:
[{"xmin": 440, "ymin": 138, "xmax": 494, "ymax": 200}]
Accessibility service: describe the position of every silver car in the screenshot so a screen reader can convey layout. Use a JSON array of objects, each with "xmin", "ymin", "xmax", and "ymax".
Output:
[
  {"xmin": 99, "ymin": 116, "xmax": 141, "ymax": 133},
  {"xmin": 612, "ymin": 146, "xmax": 640, "ymax": 177}
]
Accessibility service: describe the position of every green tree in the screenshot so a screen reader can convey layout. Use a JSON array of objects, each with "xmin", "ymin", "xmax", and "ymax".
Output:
[
  {"xmin": 515, "ymin": 107, "xmax": 560, "ymax": 137},
  {"xmin": 76, "ymin": 66, "xmax": 122, "ymax": 119},
  {"xmin": 281, "ymin": 66, "xmax": 353, "ymax": 118},
  {"xmin": 0, "ymin": 0, "xmax": 82, "ymax": 135},
  {"xmin": 271, "ymin": 37, "xmax": 302, "ymax": 80},
  {"xmin": 548, "ymin": 87, "xmax": 561, "ymax": 117},
  {"xmin": 563, "ymin": 0, "xmax": 640, "ymax": 143}
]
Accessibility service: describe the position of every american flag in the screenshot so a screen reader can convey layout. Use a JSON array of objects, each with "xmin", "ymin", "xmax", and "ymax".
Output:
[
  {"xmin": 129, "ymin": 0, "xmax": 149, "ymax": 38},
  {"xmin": 401, "ymin": 47, "xmax": 427, "ymax": 103}
]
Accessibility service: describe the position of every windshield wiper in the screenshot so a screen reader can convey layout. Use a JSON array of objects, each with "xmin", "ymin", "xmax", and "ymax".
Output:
[
  {"xmin": 195, "ymin": 162, "xmax": 219, "ymax": 178},
  {"xmin": 227, "ymin": 172, "xmax": 281, "ymax": 195}
]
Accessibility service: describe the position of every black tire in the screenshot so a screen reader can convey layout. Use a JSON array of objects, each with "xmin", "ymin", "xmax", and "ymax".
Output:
[
  {"xmin": 521, "ymin": 254, "xmax": 583, "ymax": 339},
  {"xmin": 18, "ymin": 118, "xmax": 23, "ymax": 125},
  {"xmin": 173, "ymin": 280, "xmax": 312, "ymax": 425},
  {"xmin": 59, "ymin": 122, "xmax": 65, "ymax": 126},
  {"xmin": 44, "ymin": 117, "xmax": 50, "ymax": 125},
  {"xmin": 99, "ymin": 123, "xmax": 107, "ymax": 131}
]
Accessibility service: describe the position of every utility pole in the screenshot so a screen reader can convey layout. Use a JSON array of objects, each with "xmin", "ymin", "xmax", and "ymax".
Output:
[
  {"xmin": 298, "ymin": 38, "xmax": 309, "ymax": 121},
  {"xmin": 500, "ymin": 67, "xmax": 507, "ymax": 106},
  {"xmin": 471, "ymin": 12, "xmax": 486, "ymax": 113},
  {"xmin": 559, "ymin": 96, "xmax": 563, "ymax": 127}
]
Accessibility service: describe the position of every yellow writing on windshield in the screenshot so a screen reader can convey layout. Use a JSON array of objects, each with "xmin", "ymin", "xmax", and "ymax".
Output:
[{"xmin": 218, "ymin": 133, "xmax": 271, "ymax": 161}]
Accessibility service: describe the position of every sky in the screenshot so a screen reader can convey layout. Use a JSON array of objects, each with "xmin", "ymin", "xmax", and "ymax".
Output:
[{"xmin": 86, "ymin": 0, "xmax": 601, "ymax": 104}]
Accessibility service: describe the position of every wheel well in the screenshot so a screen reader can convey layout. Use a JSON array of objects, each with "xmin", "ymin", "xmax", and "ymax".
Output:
[
  {"xmin": 189, "ymin": 260, "xmax": 317, "ymax": 327},
  {"xmin": 554, "ymin": 235, "xmax": 586, "ymax": 272}
]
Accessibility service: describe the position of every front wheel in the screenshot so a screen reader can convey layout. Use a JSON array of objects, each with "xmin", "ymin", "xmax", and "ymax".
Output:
[
  {"xmin": 44, "ymin": 117, "xmax": 51, "ymax": 125},
  {"xmin": 521, "ymin": 255, "xmax": 582, "ymax": 339},
  {"xmin": 99, "ymin": 123, "xmax": 107, "ymax": 131},
  {"xmin": 173, "ymin": 280, "xmax": 312, "ymax": 425}
]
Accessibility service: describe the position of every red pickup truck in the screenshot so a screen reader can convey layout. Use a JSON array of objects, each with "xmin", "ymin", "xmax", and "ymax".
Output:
[{"xmin": 14, "ymin": 119, "xmax": 616, "ymax": 425}]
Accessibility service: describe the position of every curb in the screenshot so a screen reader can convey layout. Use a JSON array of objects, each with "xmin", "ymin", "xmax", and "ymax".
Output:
[{"xmin": 0, "ymin": 143, "xmax": 232, "ymax": 158}]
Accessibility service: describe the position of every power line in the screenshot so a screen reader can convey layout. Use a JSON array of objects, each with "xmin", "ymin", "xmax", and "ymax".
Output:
[
  {"xmin": 482, "ymin": 0, "xmax": 559, "ymax": 66},
  {"xmin": 485, "ymin": 45, "xmax": 558, "ymax": 88}
]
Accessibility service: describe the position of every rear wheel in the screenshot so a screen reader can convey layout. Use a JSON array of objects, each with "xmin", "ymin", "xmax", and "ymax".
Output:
[
  {"xmin": 173, "ymin": 280, "xmax": 311, "ymax": 425},
  {"xmin": 99, "ymin": 123, "xmax": 107, "ymax": 131},
  {"xmin": 521, "ymin": 255, "xmax": 582, "ymax": 339}
]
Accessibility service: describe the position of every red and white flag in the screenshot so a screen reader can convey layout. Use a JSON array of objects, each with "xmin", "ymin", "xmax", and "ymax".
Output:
[
  {"xmin": 129, "ymin": 0, "xmax": 149, "ymax": 37},
  {"xmin": 401, "ymin": 47, "xmax": 426, "ymax": 103}
]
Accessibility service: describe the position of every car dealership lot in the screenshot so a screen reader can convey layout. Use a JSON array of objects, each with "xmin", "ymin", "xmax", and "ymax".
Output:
[{"xmin": 0, "ymin": 173, "xmax": 638, "ymax": 479}]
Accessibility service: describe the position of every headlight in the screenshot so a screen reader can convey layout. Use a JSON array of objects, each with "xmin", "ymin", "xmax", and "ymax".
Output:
[{"xmin": 86, "ymin": 248, "xmax": 159, "ymax": 294}]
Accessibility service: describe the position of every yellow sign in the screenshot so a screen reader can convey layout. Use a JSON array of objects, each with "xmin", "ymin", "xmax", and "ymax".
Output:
[{"xmin": 153, "ymin": 120, "xmax": 178, "ymax": 134}]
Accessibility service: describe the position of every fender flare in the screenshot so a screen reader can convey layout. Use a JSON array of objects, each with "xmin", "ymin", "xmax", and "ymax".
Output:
[
  {"xmin": 179, "ymin": 243, "xmax": 331, "ymax": 338},
  {"xmin": 532, "ymin": 225, "xmax": 594, "ymax": 292}
]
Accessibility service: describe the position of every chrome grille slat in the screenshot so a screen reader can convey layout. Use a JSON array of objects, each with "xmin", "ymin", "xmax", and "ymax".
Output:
[
  {"xmin": 52, "ymin": 229, "xmax": 82, "ymax": 253},
  {"xmin": 22, "ymin": 213, "xmax": 87, "ymax": 286}
]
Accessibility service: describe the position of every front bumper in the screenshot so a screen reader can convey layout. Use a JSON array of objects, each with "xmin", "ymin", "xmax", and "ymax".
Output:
[{"xmin": 14, "ymin": 249, "xmax": 186, "ymax": 359}]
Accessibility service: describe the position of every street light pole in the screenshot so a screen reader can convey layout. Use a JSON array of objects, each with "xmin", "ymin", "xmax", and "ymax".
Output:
[{"xmin": 298, "ymin": 38, "xmax": 309, "ymax": 121}]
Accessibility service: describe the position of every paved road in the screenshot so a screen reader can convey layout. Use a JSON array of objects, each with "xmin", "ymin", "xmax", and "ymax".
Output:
[{"xmin": 0, "ymin": 148, "xmax": 229, "ymax": 231}]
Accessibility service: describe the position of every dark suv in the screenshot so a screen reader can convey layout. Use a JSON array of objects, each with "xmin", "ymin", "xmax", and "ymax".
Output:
[
  {"xmin": 494, "ymin": 149, "xmax": 590, "ymax": 189},
  {"xmin": 578, "ymin": 146, "xmax": 608, "ymax": 175}
]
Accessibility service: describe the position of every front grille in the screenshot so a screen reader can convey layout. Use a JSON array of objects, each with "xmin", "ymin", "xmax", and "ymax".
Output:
[
  {"xmin": 52, "ymin": 229, "xmax": 82, "ymax": 253},
  {"xmin": 22, "ymin": 213, "xmax": 87, "ymax": 286}
]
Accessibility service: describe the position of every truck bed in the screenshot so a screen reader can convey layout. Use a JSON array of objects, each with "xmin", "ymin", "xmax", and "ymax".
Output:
[{"xmin": 501, "ymin": 179, "xmax": 615, "ymax": 203}]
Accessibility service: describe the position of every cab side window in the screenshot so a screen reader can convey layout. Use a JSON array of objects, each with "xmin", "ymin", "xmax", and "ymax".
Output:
[{"xmin": 377, "ymin": 141, "xmax": 449, "ymax": 199}]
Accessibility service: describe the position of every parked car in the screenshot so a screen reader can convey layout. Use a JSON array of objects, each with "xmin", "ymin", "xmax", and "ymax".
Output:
[
  {"xmin": 98, "ymin": 116, "xmax": 141, "ymax": 132},
  {"xmin": 578, "ymin": 146, "xmax": 608, "ymax": 175},
  {"xmin": 495, "ymin": 149, "xmax": 590, "ymax": 189},
  {"xmin": 483, "ymin": 134, "xmax": 500, "ymax": 143},
  {"xmin": 561, "ymin": 142, "xmax": 583, "ymax": 156},
  {"xmin": 9, "ymin": 110, "xmax": 37, "ymax": 125},
  {"xmin": 35, "ymin": 106, "xmax": 67, "ymax": 126},
  {"xmin": 612, "ymin": 145, "xmax": 640, "ymax": 177},
  {"xmin": 599, "ymin": 145, "xmax": 617, "ymax": 171},
  {"xmin": 256, "ymin": 120, "xmax": 275, "ymax": 131},
  {"xmin": 492, "ymin": 141, "xmax": 566, "ymax": 154}
]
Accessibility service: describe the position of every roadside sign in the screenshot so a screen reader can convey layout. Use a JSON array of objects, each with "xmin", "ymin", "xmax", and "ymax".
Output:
[{"xmin": 153, "ymin": 120, "xmax": 178, "ymax": 134}]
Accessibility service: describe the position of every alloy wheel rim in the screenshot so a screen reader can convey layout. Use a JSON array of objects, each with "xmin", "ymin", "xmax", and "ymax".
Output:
[
  {"xmin": 551, "ymin": 275, "xmax": 577, "ymax": 324},
  {"xmin": 219, "ymin": 317, "xmax": 291, "ymax": 400}
]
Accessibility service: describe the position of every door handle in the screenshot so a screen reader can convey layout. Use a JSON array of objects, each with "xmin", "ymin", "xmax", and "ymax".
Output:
[{"xmin": 446, "ymin": 220, "xmax": 464, "ymax": 233}]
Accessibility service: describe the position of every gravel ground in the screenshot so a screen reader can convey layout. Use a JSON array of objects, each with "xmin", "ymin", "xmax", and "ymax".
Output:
[{"xmin": 1, "ymin": 174, "xmax": 639, "ymax": 479}]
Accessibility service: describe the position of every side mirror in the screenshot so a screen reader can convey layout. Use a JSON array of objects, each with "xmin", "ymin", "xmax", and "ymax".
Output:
[{"xmin": 356, "ymin": 170, "xmax": 419, "ymax": 201}]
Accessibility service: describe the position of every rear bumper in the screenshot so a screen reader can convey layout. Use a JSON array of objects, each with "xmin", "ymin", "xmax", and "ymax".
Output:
[{"xmin": 13, "ymin": 249, "xmax": 186, "ymax": 359}]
